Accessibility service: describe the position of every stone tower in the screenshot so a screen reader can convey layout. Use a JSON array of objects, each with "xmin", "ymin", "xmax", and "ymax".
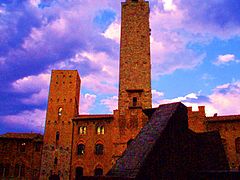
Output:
[
  {"xmin": 118, "ymin": 0, "xmax": 152, "ymax": 114},
  {"xmin": 113, "ymin": 0, "xmax": 152, "ymax": 154},
  {"xmin": 40, "ymin": 70, "xmax": 80, "ymax": 179}
]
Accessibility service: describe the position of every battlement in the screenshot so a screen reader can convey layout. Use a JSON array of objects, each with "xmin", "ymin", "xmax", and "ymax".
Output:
[{"xmin": 188, "ymin": 106, "xmax": 206, "ymax": 133}]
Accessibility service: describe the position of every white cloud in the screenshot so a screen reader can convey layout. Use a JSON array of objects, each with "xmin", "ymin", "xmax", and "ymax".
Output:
[
  {"xmin": 79, "ymin": 93, "xmax": 97, "ymax": 114},
  {"xmin": 152, "ymin": 89, "xmax": 164, "ymax": 107},
  {"xmin": 1, "ymin": 109, "xmax": 46, "ymax": 133},
  {"xmin": 12, "ymin": 72, "xmax": 50, "ymax": 93},
  {"xmin": 102, "ymin": 20, "xmax": 120, "ymax": 44},
  {"xmin": 82, "ymin": 75, "xmax": 118, "ymax": 94},
  {"xmin": 101, "ymin": 96, "xmax": 118, "ymax": 112},
  {"xmin": 214, "ymin": 54, "xmax": 236, "ymax": 65},
  {"xmin": 157, "ymin": 81, "xmax": 240, "ymax": 116},
  {"xmin": 21, "ymin": 89, "xmax": 48, "ymax": 105},
  {"xmin": 162, "ymin": 0, "xmax": 177, "ymax": 12}
]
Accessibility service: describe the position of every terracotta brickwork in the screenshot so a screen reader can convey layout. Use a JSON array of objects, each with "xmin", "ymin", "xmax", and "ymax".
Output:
[
  {"xmin": 40, "ymin": 70, "xmax": 80, "ymax": 179},
  {"xmin": 0, "ymin": 133, "xmax": 43, "ymax": 179},
  {"xmin": 188, "ymin": 108, "xmax": 240, "ymax": 170},
  {"xmin": 188, "ymin": 106, "xmax": 206, "ymax": 133},
  {"xmin": 71, "ymin": 115, "xmax": 114, "ymax": 178}
]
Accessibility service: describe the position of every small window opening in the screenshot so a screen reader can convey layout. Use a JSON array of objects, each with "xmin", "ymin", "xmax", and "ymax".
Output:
[
  {"xmin": 58, "ymin": 107, "xmax": 62, "ymax": 116},
  {"xmin": 20, "ymin": 164, "xmax": 25, "ymax": 177},
  {"xmin": 56, "ymin": 132, "xmax": 60, "ymax": 142},
  {"xmin": 132, "ymin": 0, "xmax": 138, "ymax": 2},
  {"xmin": 96, "ymin": 126, "xmax": 104, "ymax": 135},
  {"xmin": 94, "ymin": 168, "xmax": 103, "ymax": 176},
  {"xmin": 133, "ymin": 97, "xmax": 137, "ymax": 106},
  {"xmin": 95, "ymin": 144, "xmax": 104, "ymax": 155},
  {"xmin": 78, "ymin": 126, "xmax": 87, "ymax": 135},
  {"xmin": 77, "ymin": 144, "xmax": 85, "ymax": 155},
  {"xmin": 35, "ymin": 142, "xmax": 41, "ymax": 152},
  {"xmin": 236, "ymin": 137, "xmax": 240, "ymax": 153},
  {"xmin": 20, "ymin": 143, "xmax": 26, "ymax": 152},
  {"xmin": 14, "ymin": 164, "xmax": 19, "ymax": 177},
  {"xmin": 54, "ymin": 157, "xmax": 58, "ymax": 165}
]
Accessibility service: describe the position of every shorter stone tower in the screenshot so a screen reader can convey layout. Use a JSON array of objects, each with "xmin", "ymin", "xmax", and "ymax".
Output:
[{"xmin": 40, "ymin": 70, "xmax": 80, "ymax": 179}]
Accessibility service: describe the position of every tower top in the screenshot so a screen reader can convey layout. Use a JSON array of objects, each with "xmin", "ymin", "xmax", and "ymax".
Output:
[{"xmin": 126, "ymin": 0, "xmax": 145, "ymax": 2}]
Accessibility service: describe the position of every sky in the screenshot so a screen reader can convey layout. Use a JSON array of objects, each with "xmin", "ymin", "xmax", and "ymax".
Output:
[{"xmin": 0, "ymin": 0, "xmax": 240, "ymax": 134}]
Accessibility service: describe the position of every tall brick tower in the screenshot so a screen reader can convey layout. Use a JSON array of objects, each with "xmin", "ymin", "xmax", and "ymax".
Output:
[
  {"xmin": 113, "ymin": 0, "xmax": 152, "ymax": 154},
  {"xmin": 40, "ymin": 70, "xmax": 80, "ymax": 179},
  {"xmin": 118, "ymin": 0, "xmax": 152, "ymax": 114}
]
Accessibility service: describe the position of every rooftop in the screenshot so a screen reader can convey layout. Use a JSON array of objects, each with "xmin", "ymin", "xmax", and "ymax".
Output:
[{"xmin": 0, "ymin": 132, "xmax": 43, "ymax": 141}]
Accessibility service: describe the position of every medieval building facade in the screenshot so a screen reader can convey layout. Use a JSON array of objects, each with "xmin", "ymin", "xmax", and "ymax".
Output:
[{"xmin": 0, "ymin": 0, "xmax": 240, "ymax": 179}]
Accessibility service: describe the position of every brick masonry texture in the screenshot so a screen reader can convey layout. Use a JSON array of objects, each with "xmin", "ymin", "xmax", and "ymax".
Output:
[{"xmin": 0, "ymin": 133, "xmax": 43, "ymax": 179}]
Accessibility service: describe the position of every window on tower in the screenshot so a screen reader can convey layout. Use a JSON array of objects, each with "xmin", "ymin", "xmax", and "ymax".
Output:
[
  {"xmin": 19, "ymin": 142, "xmax": 26, "ymax": 152},
  {"xmin": 133, "ymin": 97, "xmax": 137, "ymax": 106},
  {"xmin": 132, "ymin": 0, "xmax": 138, "ymax": 2},
  {"xmin": 236, "ymin": 137, "xmax": 240, "ymax": 153},
  {"xmin": 58, "ymin": 107, "xmax": 63, "ymax": 116},
  {"xmin": 77, "ymin": 144, "xmax": 85, "ymax": 155},
  {"xmin": 56, "ymin": 131, "xmax": 60, "ymax": 142},
  {"xmin": 54, "ymin": 157, "xmax": 58, "ymax": 165}
]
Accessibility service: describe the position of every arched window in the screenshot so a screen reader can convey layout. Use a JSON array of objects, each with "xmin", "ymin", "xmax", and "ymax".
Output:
[
  {"xmin": 20, "ymin": 164, "xmax": 25, "ymax": 177},
  {"xmin": 95, "ymin": 144, "xmax": 104, "ymax": 155},
  {"xmin": 0, "ymin": 164, "xmax": 3, "ymax": 177},
  {"xmin": 14, "ymin": 164, "xmax": 19, "ymax": 177},
  {"xmin": 221, "ymin": 138, "xmax": 227, "ymax": 153},
  {"xmin": 78, "ymin": 126, "xmax": 87, "ymax": 135},
  {"xmin": 77, "ymin": 144, "xmax": 85, "ymax": 155},
  {"xmin": 94, "ymin": 168, "xmax": 103, "ymax": 176},
  {"xmin": 54, "ymin": 157, "xmax": 58, "ymax": 165},
  {"xmin": 20, "ymin": 142, "xmax": 26, "ymax": 152},
  {"xmin": 58, "ymin": 107, "xmax": 63, "ymax": 116},
  {"xmin": 56, "ymin": 132, "xmax": 60, "ymax": 142},
  {"xmin": 236, "ymin": 137, "xmax": 240, "ymax": 153},
  {"xmin": 96, "ymin": 126, "xmax": 104, "ymax": 135},
  {"xmin": 133, "ymin": 97, "xmax": 137, "ymax": 106},
  {"xmin": 75, "ymin": 167, "xmax": 83, "ymax": 179},
  {"xmin": 3, "ymin": 164, "xmax": 10, "ymax": 177}
]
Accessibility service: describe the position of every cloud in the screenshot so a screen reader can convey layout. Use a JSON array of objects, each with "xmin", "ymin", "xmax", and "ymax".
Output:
[
  {"xmin": 162, "ymin": 0, "xmax": 177, "ymax": 12},
  {"xmin": 12, "ymin": 73, "xmax": 50, "ymax": 93},
  {"xmin": 100, "ymin": 96, "xmax": 118, "ymax": 112},
  {"xmin": 1, "ymin": 109, "xmax": 46, "ymax": 133},
  {"xmin": 157, "ymin": 81, "xmax": 240, "ymax": 116},
  {"xmin": 175, "ymin": 0, "xmax": 240, "ymax": 37},
  {"xmin": 152, "ymin": 89, "xmax": 164, "ymax": 107},
  {"xmin": 21, "ymin": 89, "xmax": 48, "ymax": 105},
  {"xmin": 214, "ymin": 54, "xmax": 237, "ymax": 65},
  {"xmin": 79, "ymin": 93, "xmax": 97, "ymax": 114},
  {"xmin": 102, "ymin": 20, "xmax": 120, "ymax": 43}
]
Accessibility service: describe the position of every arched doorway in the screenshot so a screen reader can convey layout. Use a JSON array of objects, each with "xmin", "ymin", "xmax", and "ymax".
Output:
[
  {"xmin": 49, "ymin": 174, "xmax": 60, "ymax": 180},
  {"xmin": 94, "ymin": 168, "xmax": 103, "ymax": 176},
  {"xmin": 75, "ymin": 167, "xmax": 83, "ymax": 179}
]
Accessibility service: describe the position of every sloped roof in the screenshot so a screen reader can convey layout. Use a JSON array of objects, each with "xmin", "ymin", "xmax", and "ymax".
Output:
[
  {"xmin": 0, "ymin": 132, "xmax": 43, "ymax": 141},
  {"xmin": 108, "ymin": 102, "xmax": 184, "ymax": 178}
]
